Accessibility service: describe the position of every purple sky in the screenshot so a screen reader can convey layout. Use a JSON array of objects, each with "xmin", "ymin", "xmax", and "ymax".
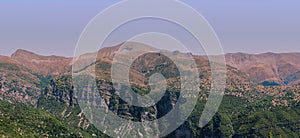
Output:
[{"xmin": 0, "ymin": 0, "xmax": 299, "ymax": 56}]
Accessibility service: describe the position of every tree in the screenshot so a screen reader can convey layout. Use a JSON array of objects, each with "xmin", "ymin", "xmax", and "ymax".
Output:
[{"xmin": 269, "ymin": 131, "xmax": 274, "ymax": 138}]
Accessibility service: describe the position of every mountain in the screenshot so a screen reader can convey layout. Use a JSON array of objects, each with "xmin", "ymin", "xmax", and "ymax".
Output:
[
  {"xmin": 0, "ymin": 55, "xmax": 43, "ymax": 104},
  {"xmin": 0, "ymin": 46, "xmax": 300, "ymax": 137},
  {"xmin": 46, "ymin": 46, "xmax": 300, "ymax": 137},
  {"xmin": 8, "ymin": 48, "xmax": 300, "ymax": 86},
  {"xmin": 67, "ymin": 44, "xmax": 300, "ymax": 137},
  {"xmin": 0, "ymin": 55, "xmax": 38, "ymax": 83},
  {"xmin": 11, "ymin": 49, "xmax": 72, "ymax": 76},
  {"xmin": 226, "ymin": 52, "xmax": 300, "ymax": 86},
  {"xmin": 0, "ymin": 100, "xmax": 105, "ymax": 137}
]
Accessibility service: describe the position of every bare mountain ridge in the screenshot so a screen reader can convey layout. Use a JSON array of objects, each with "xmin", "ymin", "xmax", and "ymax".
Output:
[
  {"xmin": 0, "ymin": 55, "xmax": 41, "ymax": 104},
  {"xmin": 4, "ymin": 47, "xmax": 300, "ymax": 86},
  {"xmin": 225, "ymin": 52, "xmax": 300, "ymax": 85},
  {"xmin": 11, "ymin": 49, "xmax": 72, "ymax": 76}
]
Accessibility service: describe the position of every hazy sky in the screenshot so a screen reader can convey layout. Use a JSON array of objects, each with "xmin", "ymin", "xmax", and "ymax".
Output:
[{"xmin": 0, "ymin": 0, "xmax": 299, "ymax": 56}]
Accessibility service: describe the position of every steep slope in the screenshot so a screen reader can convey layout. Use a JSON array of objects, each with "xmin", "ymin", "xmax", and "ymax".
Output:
[
  {"xmin": 0, "ymin": 100, "xmax": 104, "ymax": 137},
  {"xmin": 1, "ymin": 46, "xmax": 300, "ymax": 137},
  {"xmin": 11, "ymin": 49, "xmax": 72, "ymax": 76},
  {"xmin": 226, "ymin": 52, "xmax": 300, "ymax": 85},
  {"xmin": 0, "ymin": 55, "xmax": 42, "ymax": 104},
  {"xmin": 47, "ymin": 47, "xmax": 300, "ymax": 137}
]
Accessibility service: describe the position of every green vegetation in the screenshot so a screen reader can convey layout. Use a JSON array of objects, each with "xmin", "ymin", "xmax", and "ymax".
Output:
[
  {"xmin": 1, "ymin": 51, "xmax": 300, "ymax": 137},
  {"xmin": 0, "ymin": 63, "xmax": 20, "ymax": 71},
  {"xmin": 181, "ymin": 95, "xmax": 300, "ymax": 138},
  {"xmin": 0, "ymin": 100, "xmax": 98, "ymax": 137}
]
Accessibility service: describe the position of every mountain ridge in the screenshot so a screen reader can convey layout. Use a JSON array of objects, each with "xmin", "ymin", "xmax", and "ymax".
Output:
[
  {"xmin": 225, "ymin": 52, "xmax": 300, "ymax": 85},
  {"xmin": 5, "ymin": 47, "xmax": 300, "ymax": 86},
  {"xmin": 1, "ymin": 47, "xmax": 300, "ymax": 137},
  {"xmin": 10, "ymin": 49, "xmax": 72, "ymax": 76}
]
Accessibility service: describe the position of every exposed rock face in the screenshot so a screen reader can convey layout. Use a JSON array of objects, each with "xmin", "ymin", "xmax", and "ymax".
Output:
[
  {"xmin": 8, "ymin": 47, "xmax": 300, "ymax": 86},
  {"xmin": 226, "ymin": 52, "xmax": 300, "ymax": 85},
  {"xmin": 1, "ymin": 47, "xmax": 300, "ymax": 137},
  {"xmin": 11, "ymin": 49, "xmax": 72, "ymax": 76},
  {"xmin": 0, "ymin": 55, "xmax": 41, "ymax": 104}
]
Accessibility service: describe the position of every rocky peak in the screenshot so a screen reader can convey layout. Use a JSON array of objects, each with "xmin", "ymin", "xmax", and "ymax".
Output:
[
  {"xmin": 11, "ymin": 49, "xmax": 73, "ymax": 76},
  {"xmin": 11, "ymin": 49, "xmax": 39, "ymax": 59}
]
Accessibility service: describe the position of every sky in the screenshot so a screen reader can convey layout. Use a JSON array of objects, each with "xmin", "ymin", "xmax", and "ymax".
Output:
[{"xmin": 0, "ymin": 0, "xmax": 299, "ymax": 56}]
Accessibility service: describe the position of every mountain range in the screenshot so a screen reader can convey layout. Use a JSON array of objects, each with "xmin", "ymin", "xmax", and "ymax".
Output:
[
  {"xmin": 3, "ymin": 47, "xmax": 300, "ymax": 86},
  {"xmin": 0, "ymin": 46, "xmax": 300, "ymax": 137},
  {"xmin": 226, "ymin": 52, "xmax": 300, "ymax": 86}
]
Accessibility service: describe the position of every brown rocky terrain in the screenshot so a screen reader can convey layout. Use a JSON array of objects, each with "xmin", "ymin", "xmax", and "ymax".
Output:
[
  {"xmin": 4, "ymin": 47, "xmax": 300, "ymax": 87},
  {"xmin": 225, "ymin": 52, "xmax": 300, "ymax": 85},
  {"xmin": 0, "ymin": 55, "xmax": 41, "ymax": 104},
  {"xmin": 1, "ymin": 46, "xmax": 300, "ymax": 137},
  {"xmin": 11, "ymin": 49, "xmax": 72, "ymax": 76}
]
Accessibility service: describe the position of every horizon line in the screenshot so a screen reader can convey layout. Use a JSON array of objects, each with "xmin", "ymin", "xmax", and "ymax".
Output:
[{"xmin": 4, "ymin": 47, "xmax": 300, "ymax": 58}]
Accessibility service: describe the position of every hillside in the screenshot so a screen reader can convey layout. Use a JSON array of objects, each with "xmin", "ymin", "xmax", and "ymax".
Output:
[
  {"xmin": 7, "ymin": 48, "xmax": 300, "ymax": 86},
  {"xmin": 11, "ymin": 49, "xmax": 72, "ymax": 76},
  {"xmin": 0, "ymin": 100, "xmax": 106, "ymax": 137},
  {"xmin": 0, "ymin": 55, "xmax": 43, "ymax": 104},
  {"xmin": 67, "ymin": 45, "xmax": 300, "ymax": 137},
  {"xmin": 0, "ymin": 46, "xmax": 300, "ymax": 137},
  {"xmin": 226, "ymin": 52, "xmax": 300, "ymax": 86}
]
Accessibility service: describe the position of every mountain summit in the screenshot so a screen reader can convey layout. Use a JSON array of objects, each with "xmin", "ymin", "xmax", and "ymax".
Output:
[
  {"xmin": 4, "ymin": 48, "xmax": 300, "ymax": 86},
  {"xmin": 11, "ymin": 49, "xmax": 72, "ymax": 76}
]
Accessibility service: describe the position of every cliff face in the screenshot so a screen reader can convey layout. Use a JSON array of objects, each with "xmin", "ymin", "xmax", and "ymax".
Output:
[{"xmin": 1, "ymin": 47, "xmax": 300, "ymax": 137}]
